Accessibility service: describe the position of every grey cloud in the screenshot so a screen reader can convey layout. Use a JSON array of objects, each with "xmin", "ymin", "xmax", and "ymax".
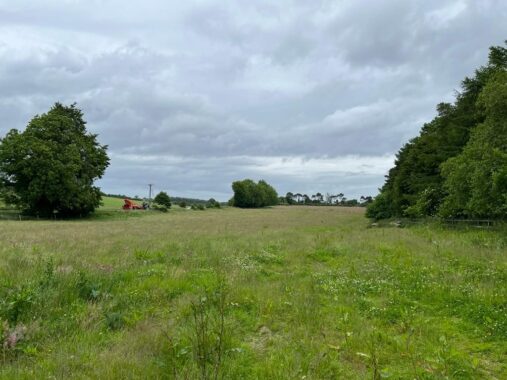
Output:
[{"xmin": 0, "ymin": 0, "xmax": 506, "ymax": 200}]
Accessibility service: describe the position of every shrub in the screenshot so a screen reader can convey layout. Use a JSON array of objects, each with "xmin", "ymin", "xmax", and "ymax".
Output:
[
  {"xmin": 206, "ymin": 198, "xmax": 221, "ymax": 208},
  {"xmin": 152, "ymin": 203, "xmax": 169, "ymax": 213}
]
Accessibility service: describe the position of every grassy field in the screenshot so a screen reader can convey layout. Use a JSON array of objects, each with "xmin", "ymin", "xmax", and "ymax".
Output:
[
  {"xmin": 0, "ymin": 206, "xmax": 505, "ymax": 379},
  {"xmin": 100, "ymin": 196, "xmax": 127, "ymax": 210}
]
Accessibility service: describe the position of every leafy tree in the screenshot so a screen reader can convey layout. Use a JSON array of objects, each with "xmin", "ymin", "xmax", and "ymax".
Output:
[
  {"xmin": 0, "ymin": 103, "xmax": 109, "ymax": 217},
  {"xmin": 179, "ymin": 201, "xmax": 187, "ymax": 208},
  {"xmin": 367, "ymin": 42, "xmax": 507, "ymax": 219},
  {"xmin": 440, "ymin": 70, "xmax": 507, "ymax": 218},
  {"xmin": 154, "ymin": 191, "xmax": 171, "ymax": 208},
  {"xmin": 206, "ymin": 198, "xmax": 221, "ymax": 208},
  {"xmin": 257, "ymin": 180, "xmax": 278, "ymax": 206},
  {"xmin": 365, "ymin": 193, "xmax": 393, "ymax": 220},
  {"xmin": 231, "ymin": 179, "xmax": 278, "ymax": 208},
  {"xmin": 360, "ymin": 196, "xmax": 373, "ymax": 205},
  {"xmin": 285, "ymin": 192, "xmax": 295, "ymax": 205}
]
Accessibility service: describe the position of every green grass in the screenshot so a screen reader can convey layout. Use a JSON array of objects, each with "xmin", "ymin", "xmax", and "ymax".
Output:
[{"xmin": 0, "ymin": 206, "xmax": 505, "ymax": 379}]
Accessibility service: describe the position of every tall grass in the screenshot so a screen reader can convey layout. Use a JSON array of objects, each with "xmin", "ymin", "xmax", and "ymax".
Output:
[{"xmin": 0, "ymin": 206, "xmax": 505, "ymax": 378}]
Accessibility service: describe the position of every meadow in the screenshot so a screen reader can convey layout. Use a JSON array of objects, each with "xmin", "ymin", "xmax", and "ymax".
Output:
[{"xmin": 0, "ymin": 204, "xmax": 505, "ymax": 379}]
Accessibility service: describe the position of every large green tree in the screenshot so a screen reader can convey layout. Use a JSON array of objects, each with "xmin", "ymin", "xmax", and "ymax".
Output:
[
  {"xmin": 231, "ymin": 179, "xmax": 278, "ymax": 208},
  {"xmin": 0, "ymin": 103, "xmax": 109, "ymax": 217},
  {"xmin": 367, "ymin": 42, "xmax": 507, "ymax": 220},
  {"xmin": 440, "ymin": 71, "xmax": 507, "ymax": 218}
]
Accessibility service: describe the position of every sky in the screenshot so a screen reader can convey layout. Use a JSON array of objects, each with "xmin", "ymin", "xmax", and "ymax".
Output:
[{"xmin": 0, "ymin": 0, "xmax": 506, "ymax": 201}]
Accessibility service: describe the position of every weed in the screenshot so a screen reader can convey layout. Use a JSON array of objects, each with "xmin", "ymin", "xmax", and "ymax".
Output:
[
  {"xmin": 76, "ymin": 271, "xmax": 102, "ymax": 301},
  {"xmin": 105, "ymin": 312, "xmax": 126, "ymax": 331},
  {"xmin": 190, "ymin": 275, "xmax": 228, "ymax": 380}
]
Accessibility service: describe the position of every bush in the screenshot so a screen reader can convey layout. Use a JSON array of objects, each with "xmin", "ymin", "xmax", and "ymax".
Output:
[
  {"xmin": 179, "ymin": 201, "xmax": 187, "ymax": 208},
  {"xmin": 206, "ymin": 198, "xmax": 221, "ymax": 208},
  {"xmin": 152, "ymin": 203, "xmax": 169, "ymax": 213},
  {"xmin": 366, "ymin": 193, "xmax": 393, "ymax": 220}
]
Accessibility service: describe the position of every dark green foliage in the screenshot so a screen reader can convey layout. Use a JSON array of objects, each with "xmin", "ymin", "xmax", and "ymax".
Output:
[
  {"xmin": 104, "ymin": 311, "xmax": 126, "ymax": 330},
  {"xmin": 179, "ymin": 201, "xmax": 187, "ymax": 208},
  {"xmin": 285, "ymin": 192, "xmax": 295, "ymax": 205},
  {"xmin": 153, "ymin": 191, "xmax": 171, "ymax": 208},
  {"xmin": 76, "ymin": 272, "xmax": 102, "ymax": 301},
  {"xmin": 365, "ymin": 193, "xmax": 393, "ymax": 220},
  {"xmin": 206, "ymin": 198, "xmax": 220, "ymax": 208},
  {"xmin": 440, "ymin": 71, "xmax": 507, "ymax": 218},
  {"xmin": 0, "ymin": 103, "xmax": 109, "ymax": 217},
  {"xmin": 231, "ymin": 179, "xmax": 278, "ymax": 208},
  {"xmin": 152, "ymin": 203, "xmax": 169, "ymax": 212},
  {"xmin": 368, "ymin": 42, "xmax": 507, "ymax": 219}
]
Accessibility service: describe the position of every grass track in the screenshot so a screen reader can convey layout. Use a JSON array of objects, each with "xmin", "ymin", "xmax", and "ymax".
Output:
[{"xmin": 0, "ymin": 206, "xmax": 505, "ymax": 379}]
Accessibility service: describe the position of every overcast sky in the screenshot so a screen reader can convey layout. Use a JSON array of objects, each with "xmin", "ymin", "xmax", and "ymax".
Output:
[{"xmin": 1, "ymin": 1, "xmax": 506, "ymax": 201}]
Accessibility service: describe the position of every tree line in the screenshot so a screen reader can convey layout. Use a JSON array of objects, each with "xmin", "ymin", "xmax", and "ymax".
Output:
[
  {"xmin": 282, "ymin": 192, "xmax": 372, "ymax": 206},
  {"xmin": 367, "ymin": 42, "xmax": 507, "ymax": 220}
]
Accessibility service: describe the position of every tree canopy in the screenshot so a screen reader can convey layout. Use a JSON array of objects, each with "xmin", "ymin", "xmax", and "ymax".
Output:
[
  {"xmin": 0, "ymin": 103, "xmax": 109, "ymax": 217},
  {"xmin": 231, "ymin": 179, "xmax": 278, "ymax": 208},
  {"xmin": 154, "ymin": 191, "xmax": 172, "ymax": 208},
  {"xmin": 367, "ymin": 42, "xmax": 507, "ymax": 220}
]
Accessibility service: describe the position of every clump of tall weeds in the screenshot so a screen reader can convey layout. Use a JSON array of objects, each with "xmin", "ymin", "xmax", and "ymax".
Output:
[{"xmin": 167, "ymin": 273, "xmax": 230, "ymax": 380}]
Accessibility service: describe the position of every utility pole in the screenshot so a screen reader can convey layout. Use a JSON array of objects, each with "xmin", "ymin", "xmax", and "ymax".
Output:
[{"xmin": 148, "ymin": 184, "xmax": 153, "ymax": 206}]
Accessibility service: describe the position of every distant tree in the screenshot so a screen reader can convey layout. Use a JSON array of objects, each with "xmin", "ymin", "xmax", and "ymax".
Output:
[
  {"xmin": 343, "ymin": 198, "xmax": 358, "ymax": 206},
  {"xmin": 231, "ymin": 179, "xmax": 278, "ymax": 208},
  {"xmin": 311, "ymin": 193, "xmax": 323, "ymax": 204},
  {"xmin": 0, "ymin": 103, "xmax": 109, "ymax": 217},
  {"xmin": 285, "ymin": 192, "xmax": 295, "ymax": 205},
  {"xmin": 257, "ymin": 180, "xmax": 279, "ymax": 206},
  {"xmin": 359, "ymin": 196, "xmax": 373, "ymax": 206},
  {"xmin": 206, "ymin": 198, "xmax": 221, "ymax": 208},
  {"xmin": 179, "ymin": 201, "xmax": 187, "ymax": 208},
  {"xmin": 154, "ymin": 191, "xmax": 172, "ymax": 208}
]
